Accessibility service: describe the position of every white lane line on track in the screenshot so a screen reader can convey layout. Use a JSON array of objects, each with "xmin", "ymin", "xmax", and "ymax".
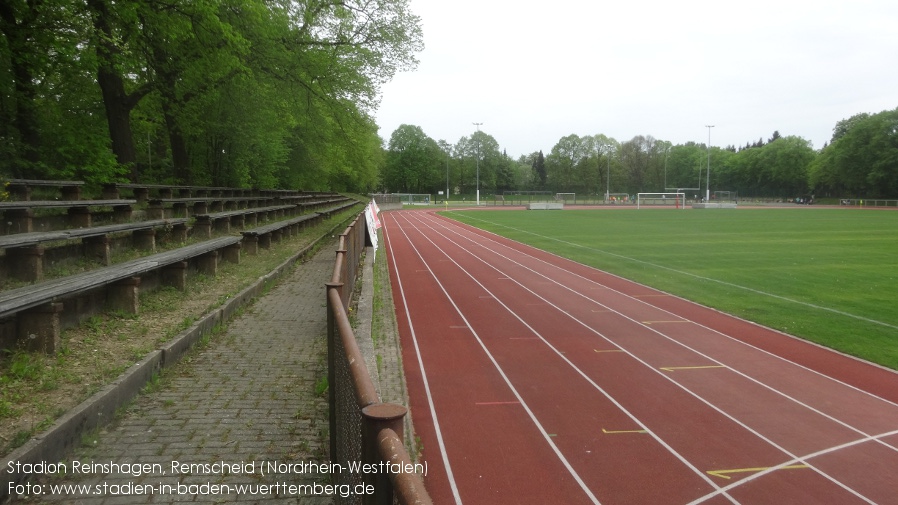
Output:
[
  {"xmin": 451, "ymin": 212, "xmax": 898, "ymax": 332},
  {"xmin": 391, "ymin": 213, "xmax": 603, "ymax": 505},
  {"xmin": 400, "ymin": 213, "xmax": 736, "ymax": 501},
  {"xmin": 408, "ymin": 211, "xmax": 884, "ymax": 504},
  {"xmin": 383, "ymin": 216, "xmax": 464, "ymax": 505}
]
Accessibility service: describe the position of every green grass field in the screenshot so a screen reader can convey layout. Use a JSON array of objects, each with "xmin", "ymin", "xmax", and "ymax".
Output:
[{"xmin": 444, "ymin": 208, "xmax": 898, "ymax": 370}]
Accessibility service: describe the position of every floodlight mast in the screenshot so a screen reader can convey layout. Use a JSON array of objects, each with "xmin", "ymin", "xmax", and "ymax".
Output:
[
  {"xmin": 473, "ymin": 122, "xmax": 483, "ymax": 206},
  {"xmin": 705, "ymin": 125, "xmax": 714, "ymax": 203}
]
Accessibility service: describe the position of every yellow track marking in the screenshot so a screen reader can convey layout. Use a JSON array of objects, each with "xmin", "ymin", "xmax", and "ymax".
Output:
[
  {"xmin": 660, "ymin": 365, "xmax": 726, "ymax": 372},
  {"xmin": 707, "ymin": 464, "xmax": 809, "ymax": 480}
]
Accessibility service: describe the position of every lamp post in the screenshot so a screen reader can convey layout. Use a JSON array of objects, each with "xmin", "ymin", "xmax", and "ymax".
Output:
[
  {"xmin": 664, "ymin": 144, "xmax": 670, "ymax": 191},
  {"xmin": 605, "ymin": 146, "xmax": 613, "ymax": 203},
  {"xmin": 596, "ymin": 145, "xmax": 601, "ymax": 204},
  {"xmin": 473, "ymin": 122, "xmax": 483, "ymax": 206},
  {"xmin": 705, "ymin": 125, "xmax": 714, "ymax": 203},
  {"xmin": 445, "ymin": 151, "xmax": 450, "ymax": 206}
]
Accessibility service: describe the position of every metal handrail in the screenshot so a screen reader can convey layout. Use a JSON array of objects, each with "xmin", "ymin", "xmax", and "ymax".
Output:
[{"xmin": 326, "ymin": 212, "xmax": 433, "ymax": 505}]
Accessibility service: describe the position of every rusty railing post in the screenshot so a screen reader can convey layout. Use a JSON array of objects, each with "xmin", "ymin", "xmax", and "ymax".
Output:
[{"xmin": 361, "ymin": 403, "xmax": 407, "ymax": 505}]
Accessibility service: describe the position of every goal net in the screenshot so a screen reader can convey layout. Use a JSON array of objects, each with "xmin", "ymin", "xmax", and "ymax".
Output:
[
  {"xmin": 713, "ymin": 190, "xmax": 738, "ymax": 203},
  {"xmin": 555, "ymin": 192, "xmax": 576, "ymax": 203},
  {"xmin": 392, "ymin": 193, "xmax": 432, "ymax": 205},
  {"xmin": 637, "ymin": 192, "xmax": 686, "ymax": 209}
]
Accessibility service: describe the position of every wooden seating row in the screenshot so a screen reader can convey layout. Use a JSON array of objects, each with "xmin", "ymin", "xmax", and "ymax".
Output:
[
  {"xmin": 0, "ymin": 200, "xmax": 363, "ymax": 354},
  {"xmin": 1, "ymin": 195, "xmax": 343, "ymax": 235},
  {"xmin": 0, "ymin": 203, "xmax": 304, "ymax": 282},
  {"xmin": 5, "ymin": 179, "xmax": 86, "ymax": 201},
  {"xmin": 145, "ymin": 196, "xmax": 284, "ymax": 219},
  {"xmin": 0, "ymin": 218, "xmax": 189, "ymax": 283},
  {"xmin": 101, "ymin": 183, "xmax": 302, "ymax": 202},
  {"xmin": 316, "ymin": 201, "xmax": 362, "ymax": 217},
  {"xmin": 240, "ymin": 201, "xmax": 361, "ymax": 254},
  {"xmin": 3, "ymin": 179, "xmax": 296, "ymax": 203},
  {"xmin": 0, "ymin": 200, "xmax": 137, "ymax": 233},
  {"xmin": 240, "ymin": 215, "xmax": 322, "ymax": 254},
  {"xmin": 0, "ymin": 236, "xmax": 242, "ymax": 353},
  {"xmin": 192, "ymin": 205, "xmax": 298, "ymax": 238},
  {"xmin": 297, "ymin": 197, "xmax": 352, "ymax": 213}
]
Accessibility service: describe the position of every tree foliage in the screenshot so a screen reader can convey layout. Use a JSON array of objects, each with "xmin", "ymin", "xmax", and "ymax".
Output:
[
  {"xmin": 384, "ymin": 124, "xmax": 441, "ymax": 193},
  {"xmin": 0, "ymin": 0, "xmax": 423, "ymax": 190},
  {"xmin": 809, "ymin": 108, "xmax": 898, "ymax": 197},
  {"xmin": 718, "ymin": 136, "xmax": 814, "ymax": 197}
]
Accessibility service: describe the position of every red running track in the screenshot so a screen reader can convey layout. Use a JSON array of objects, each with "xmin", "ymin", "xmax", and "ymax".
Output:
[{"xmin": 381, "ymin": 209, "xmax": 898, "ymax": 505}]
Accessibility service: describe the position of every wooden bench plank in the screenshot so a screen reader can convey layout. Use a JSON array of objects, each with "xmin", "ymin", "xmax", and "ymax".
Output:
[
  {"xmin": 105, "ymin": 183, "xmax": 191, "ymax": 190},
  {"xmin": 65, "ymin": 218, "xmax": 189, "ymax": 239},
  {"xmin": 316, "ymin": 201, "xmax": 361, "ymax": 216},
  {"xmin": 6, "ymin": 180, "xmax": 86, "ymax": 202},
  {"xmin": 149, "ymin": 197, "xmax": 269, "ymax": 203},
  {"xmin": 0, "ymin": 231, "xmax": 70, "ymax": 249},
  {"xmin": 196, "ymin": 204, "xmax": 296, "ymax": 221},
  {"xmin": 0, "ymin": 199, "xmax": 136, "ymax": 210},
  {"xmin": 0, "ymin": 236, "xmax": 241, "ymax": 319},
  {"xmin": 0, "ymin": 219, "xmax": 187, "ymax": 249},
  {"xmin": 7, "ymin": 178, "xmax": 85, "ymax": 187},
  {"xmin": 241, "ymin": 214, "xmax": 319, "ymax": 237}
]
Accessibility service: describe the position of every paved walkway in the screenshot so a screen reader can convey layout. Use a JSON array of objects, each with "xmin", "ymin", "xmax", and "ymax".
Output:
[{"xmin": 30, "ymin": 241, "xmax": 343, "ymax": 504}]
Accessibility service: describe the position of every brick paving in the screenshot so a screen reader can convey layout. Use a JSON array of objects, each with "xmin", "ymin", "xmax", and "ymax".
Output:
[{"xmin": 30, "ymin": 242, "xmax": 341, "ymax": 504}]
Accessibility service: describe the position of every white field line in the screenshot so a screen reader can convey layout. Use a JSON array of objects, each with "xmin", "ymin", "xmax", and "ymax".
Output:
[{"xmin": 449, "ymin": 212, "xmax": 898, "ymax": 331}]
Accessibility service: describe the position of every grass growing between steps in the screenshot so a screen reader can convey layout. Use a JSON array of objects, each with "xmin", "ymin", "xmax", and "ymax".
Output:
[{"xmin": 0, "ymin": 206, "xmax": 361, "ymax": 455}]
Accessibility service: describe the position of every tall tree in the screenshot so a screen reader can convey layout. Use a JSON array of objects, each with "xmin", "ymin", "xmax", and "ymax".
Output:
[
  {"xmin": 531, "ymin": 150, "xmax": 546, "ymax": 189},
  {"xmin": 723, "ymin": 135, "xmax": 813, "ymax": 196},
  {"xmin": 546, "ymin": 134, "xmax": 587, "ymax": 191},
  {"xmin": 810, "ymin": 108, "xmax": 898, "ymax": 197},
  {"xmin": 384, "ymin": 124, "xmax": 441, "ymax": 193}
]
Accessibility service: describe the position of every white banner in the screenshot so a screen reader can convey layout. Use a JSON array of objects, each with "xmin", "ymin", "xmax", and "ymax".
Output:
[{"xmin": 364, "ymin": 200, "xmax": 380, "ymax": 261}]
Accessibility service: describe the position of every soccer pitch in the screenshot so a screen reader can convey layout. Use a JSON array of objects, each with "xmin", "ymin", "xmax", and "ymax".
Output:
[{"xmin": 444, "ymin": 208, "xmax": 898, "ymax": 370}]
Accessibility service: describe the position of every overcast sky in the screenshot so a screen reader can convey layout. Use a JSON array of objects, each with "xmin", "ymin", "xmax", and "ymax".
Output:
[{"xmin": 374, "ymin": 0, "xmax": 898, "ymax": 158}]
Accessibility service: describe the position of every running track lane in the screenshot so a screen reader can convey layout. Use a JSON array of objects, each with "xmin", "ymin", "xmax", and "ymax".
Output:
[{"xmin": 382, "ymin": 209, "xmax": 898, "ymax": 505}]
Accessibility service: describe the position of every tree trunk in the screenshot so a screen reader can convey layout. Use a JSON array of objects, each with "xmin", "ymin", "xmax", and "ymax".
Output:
[
  {"xmin": 88, "ymin": 0, "xmax": 140, "ymax": 180},
  {"xmin": 96, "ymin": 68, "xmax": 138, "ymax": 178},
  {"xmin": 162, "ymin": 103, "xmax": 191, "ymax": 183}
]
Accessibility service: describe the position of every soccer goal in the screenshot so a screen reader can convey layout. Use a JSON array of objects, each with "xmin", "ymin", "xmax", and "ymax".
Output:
[
  {"xmin": 713, "ymin": 190, "xmax": 738, "ymax": 203},
  {"xmin": 637, "ymin": 192, "xmax": 686, "ymax": 209},
  {"xmin": 555, "ymin": 192, "xmax": 576, "ymax": 203},
  {"xmin": 392, "ymin": 193, "xmax": 432, "ymax": 205}
]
